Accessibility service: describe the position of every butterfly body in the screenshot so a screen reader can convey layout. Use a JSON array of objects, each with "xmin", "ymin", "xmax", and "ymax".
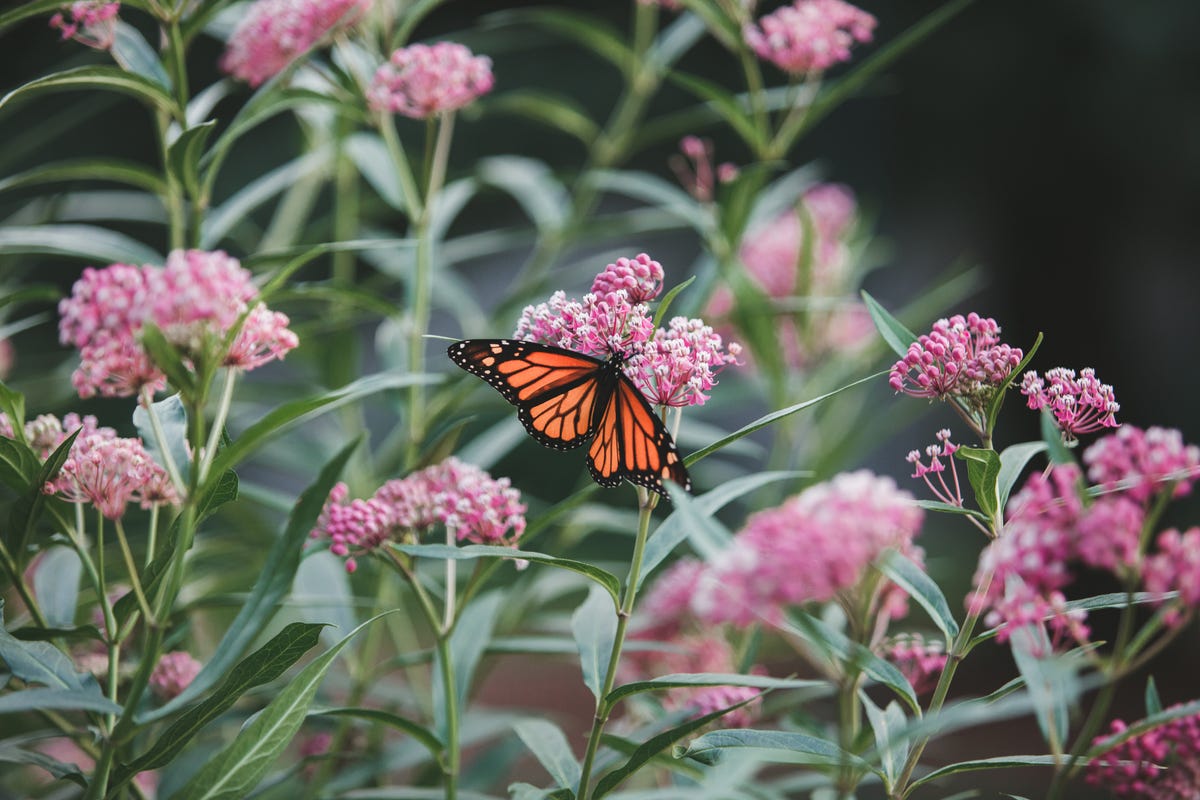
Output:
[{"xmin": 448, "ymin": 339, "xmax": 691, "ymax": 497}]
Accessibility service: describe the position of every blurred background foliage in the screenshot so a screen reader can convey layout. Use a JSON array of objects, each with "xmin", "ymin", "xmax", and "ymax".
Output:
[{"xmin": 1, "ymin": 1, "xmax": 1199, "ymax": 797}]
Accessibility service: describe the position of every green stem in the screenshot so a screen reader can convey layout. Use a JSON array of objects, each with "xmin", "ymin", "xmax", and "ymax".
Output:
[
  {"xmin": 576, "ymin": 493, "xmax": 656, "ymax": 800},
  {"xmin": 434, "ymin": 633, "xmax": 459, "ymax": 800},
  {"xmin": 377, "ymin": 112, "xmax": 424, "ymax": 218},
  {"xmin": 145, "ymin": 504, "xmax": 160, "ymax": 569},
  {"xmin": 0, "ymin": 539, "xmax": 48, "ymax": 629},
  {"xmin": 113, "ymin": 519, "xmax": 155, "ymax": 626},
  {"xmin": 140, "ymin": 387, "xmax": 187, "ymax": 497},
  {"xmin": 196, "ymin": 367, "xmax": 237, "ymax": 486}
]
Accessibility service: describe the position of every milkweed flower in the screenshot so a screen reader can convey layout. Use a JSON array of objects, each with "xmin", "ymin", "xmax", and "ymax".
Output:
[
  {"xmin": 883, "ymin": 634, "xmax": 947, "ymax": 695},
  {"xmin": 669, "ymin": 137, "xmax": 737, "ymax": 203},
  {"xmin": 1144, "ymin": 528, "xmax": 1200, "ymax": 627},
  {"xmin": 889, "ymin": 313, "xmax": 1022, "ymax": 405},
  {"xmin": 59, "ymin": 252, "xmax": 298, "ymax": 399},
  {"xmin": 367, "ymin": 42, "xmax": 494, "ymax": 118},
  {"xmin": 49, "ymin": 1, "xmax": 119, "ymax": 50},
  {"xmin": 627, "ymin": 317, "xmax": 743, "ymax": 408},
  {"xmin": 312, "ymin": 458, "xmax": 526, "ymax": 573},
  {"xmin": 591, "ymin": 253, "xmax": 664, "ymax": 303},
  {"xmin": 906, "ymin": 428, "xmax": 967, "ymax": 508},
  {"xmin": 221, "ymin": 0, "xmax": 370, "ymax": 87},
  {"xmin": 149, "ymin": 651, "xmax": 202, "ymax": 701},
  {"xmin": 1084, "ymin": 425, "xmax": 1200, "ymax": 504},
  {"xmin": 744, "ymin": 0, "xmax": 876, "ymax": 75},
  {"xmin": 1022, "ymin": 367, "xmax": 1119, "ymax": 442},
  {"xmin": 693, "ymin": 471, "xmax": 924, "ymax": 627},
  {"xmin": 47, "ymin": 429, "xmax": 179, "ymax": 519},
  {"xmin": 1086, "ymin": 707, "xmax": 1200, "ymax": 799}
]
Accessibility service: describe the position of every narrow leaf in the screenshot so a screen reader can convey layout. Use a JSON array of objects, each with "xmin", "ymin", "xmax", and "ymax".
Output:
[
  {"xmin": 606, "ymin": 673, "xmax": 824, "ymax": 708},
  {"xmin": 0, "ymin": 224, "xmax": 161, "ymax": 264},
  {"xmin": 8, "ymin": 428, "xmax": 81, "ymax": 558},
  {"xmin": 513, "ymin": 718, "xmax": 581, "ymax": 790},
  {"xmin": 572, "ymin": 584, "xmax": 617, "ymax": 701},
  {"xmin": 879, "ymin": 550, "xmax": 959, "ymax": 643},
  {"xmin": 489, "ymin": 8, "xmax": 633, "ymax": 72},
  {"xmin": 651, "ymin": 276, "xmax": 696, "ymax": 328},
  {"xmin": 0, "ymin": 608, "xmax": 97, "ymax": 693},
  {"xmin": 486, "ymin": 90, "xmax": 599, "ymax": 147},
  {"xmin": 861, "ymin": 290, "xmax": 919, "ymax": 357},
  {"xmin": 166, "ymin": 615, "xmax": 389, "ymax": 800},
  {"xmin": 996, "ymin": 441, "xmax": 1048, "ymax": 512},
  {"xmin": 0, "ymin": 159, "xmax": 166, "ymax": 195},
  {"xmin": 0, "ymin": 66, "xmax": 177, "ymax": 117},
  {"xmin": 909, "ymin": 755, "xmax": 1060, "ymax": 790},
  {"xmin": 167, "ymin": 121, "xmax": 217, "ymax": 200},
  {"xmin": 132, "ymin": 393, "xmax": 190, "ymax": 485},
  {"xmin": 0, "ymin": 687, "xmax": 121, "ymax": 715},
  {"xmin": 1144, "ymin": 676, "xmax": 1163, "ymax": 716},
  {"xmin": 666, "ymin": 71, "xmax": 764, "ymax": 151},
  {"xmin": 310, "ymin": 707, "xmax": 441, "ymax": 757},
  {"xmin": 956, "ymin": 446, "xmax": 1001, "ymax": 522},
  {"xmin": 139, "ymin": 323, "xmax": 195, "ymax": 396},
  {"xmin": 111, "ymin": 22, "xmax": 171, "ymax": 89},
  {"xmin": 674, "ymin": 728, "xmax": 869, "ymax": 771},
  {"xmin": 984, "ymin": 331, "xmax": 1042, "ymax": 435},
  {"xmin": 1040, "ymin": 408, "xmax": 1076, "ymax": 466}
]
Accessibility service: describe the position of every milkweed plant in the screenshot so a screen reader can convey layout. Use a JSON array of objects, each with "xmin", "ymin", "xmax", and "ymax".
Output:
[{"xmin": 0, "ymin": 1, "xmax": 1196, "ymax": 799}]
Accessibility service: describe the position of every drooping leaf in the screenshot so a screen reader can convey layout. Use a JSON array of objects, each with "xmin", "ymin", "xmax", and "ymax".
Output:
[
  {"xmin": 666, "ymin": 71, "xmax": 764, "ymax": 152},
  {"xmin": 309, "ymin": 707, "xmax": 441, "ymax": 758},
  {"xmin": 907, "ymin": 755, "xmax": 1060, "ymax": 791},
  {"xmin": 513, "ymin": 718, "xmax": 581, "ymax": 790},
  {"xmin": 485, "ymin": 90, "xmax": 599, "ymax": 147},
  {"xmin": 0, "ymin": 159, "xmax": 166, "ymax": 195},
  {"xmin": 0, "ymin": 66, "xmax": 178, "ymax": 117},
  {"xmin": 879, "ymin": 549, "xmax": 959, "ymax": 643},
  {"xmin": 1009, "ymin": 626, "xmax": 1079, "ymax": 749},
  {"xmin": 0, "ymin": 224, "xmax": 161, "ymax": 264},
  {"xmin": 0, "ymin": 687, "xmax": 121, "ymax": 715},
  {"xmin": 861, "ymin": 290, "xmax": 919, "ymax": 358},
  {"xmin": 996, "ymin": 441, "xmax": 1049, "ymax": 513},
  {"xmin": 0, "ymin": 735, "xmax": 86, "ymax": 786},
  {"xmin": 111, "ymin": 22, "xmax": 171, "ymax": 89},
  {"xmin": 0, "ymin": 604, "xmax": 99, "ymax": 694},
  {"xmin": 485, "ymin": 8, "xmax": 633, "ymax": 73}
]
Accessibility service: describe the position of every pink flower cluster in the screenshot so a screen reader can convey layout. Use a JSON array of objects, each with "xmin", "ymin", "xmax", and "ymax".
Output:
[
  {"xmin": 883, "ymin": 633, "xmax": 947, "ymax": 695},
  {"xmin": 50, "ymin": 1, "xmax": 119, "ymax": 50},
  {"xmin": 367, "ymin": 42, "xmax": 494, "ymax": 119},
  {"xmin": 0, "ymin": 412, "xmax": 180, "ymax": 519},
  {"xmin": 515, "ymin": 254, "xmax": 741, "ymax": 408},
  {"xmin": 1084, "ymin": 424, "xmax": 1200, "ymax": 503},
  {"xmin": 906, "ymin": 429, "xmax": 966, "ymax": 508},
  {"xmin": 889, "ymin": 313, "xmax": 1023, "ymax": 404},
  {"xmin": 971, "ymin": 425, "xmax": 1200, "ymax": 646},
  {"xmin": 221, "ymin": 0, "xmax": 370, "ymax": 87},
  {"xmin": 1087, "ymin": 706, "xmax": 1200, "ymax": 799},
  {"xmin": 311, "ymin": 457, "xmax": 526, "ymax": 573},
  {"xmin": 1022, "ymin": 367, "xmax": 1120, "ymax": 441},
  {"xmin": 692, "ymin": 471, "xmax": 924, "ymax": 627},
  {"xmin": 708, "ymin": 183, "xmax": 871, "ymax": 369},
  {"xmin": 149, "ymin": 651, "xmax": 202, "ymax": 701},
  {"xmin": 58, "ymin": 251, "xmax": 298, "ymax": 398},
  {"xmin": 744, "ymin": 0, "xmax": 876, "ymax": 75},
  {"xmin": 669, "ymin": 137, "xmax": 738, "ymax": 203}
]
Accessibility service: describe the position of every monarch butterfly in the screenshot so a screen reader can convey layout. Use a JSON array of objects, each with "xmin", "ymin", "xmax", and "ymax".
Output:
[{"xmin": 448, "ymin": 339, "xmax": 691, "ymax": 497}]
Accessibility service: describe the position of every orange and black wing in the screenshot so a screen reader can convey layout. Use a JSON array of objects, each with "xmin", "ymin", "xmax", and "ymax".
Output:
[
  {"xmin": 586, "ymin": 374, "xmax": 691, "ymax": 497},
  {"xmin": 448, "ymin": 339, "xmax": 607, "ymax": 450}
]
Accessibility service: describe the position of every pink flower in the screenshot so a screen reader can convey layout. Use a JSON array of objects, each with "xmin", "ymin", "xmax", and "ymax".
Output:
[
  {"xmin": 744, "ymin": 0, "xmax": 876, "ymax": 75},
  {"xmin": 515, "ymin": 290, "xmax": 655, "ymax": 358},
  {"xmin": 312, "ymin": 459, "xmax": 526, "ymax": 572},
  {"xmin": 889, "ymin": 313, "xmax": 1023, "ymax": 403},
  {"xmin": 1144, "ymin": 527, "xmax": 1200, "ymax": 627},
  {"xmin": 637, "ymin": 557, "xmax": 708, "ymax": 640},
  {"xmin": 150, "ymin": 651, "xmax": 202, "ymax": 701},
  {"xmin": 669, "ymin": 137, "xmax": 736, "ymax": 203},
  {"xmin": 883, "ymin": 634, "xmax": 947, "ymax": 695},
  {"xmin": 49, "ymin": 1, "xmax": 119, "ymax": 50},
  {"xmin": 155, "ymin": 249, "xmax": 259, "ymax": 356},
  {"xmin": 1021, "ymin": 367, "xmax": 1119, "ymax": 441},
  {"xmin": 906, "ymin": 428, "xmax": 966, "ymax": 508},
  {"xmin": 1086, "ymin": 707, "xmax": 1200, "ymax": 799},
  {"xmin": 1084, "ymin": 425, "xmax": 1200, "ymax": 504},
  {"xmin": 367, "ymin": 42, "xmax": 494, "ymax": 118},
  {"xmin": 221, "ymin": 0, "xmax": 370, "ymax": 87},
  {"xmin": 1076, "ymin": 497, "xmax": 1144, "ymax": 574},
  {"xmin": 591, "ymin": 253, "xmax": 664, "ymax": 303},
  {"xmin": 626, "ymin": 317, "xmax": 742, "ymax": 407},
  {"xmin": 693, "ymin": 471, "xmax": 924, "ymax": 627},
  {"xmin": 48, "ymin": 431, "xmax": 178, "ymax": 519},
  {"xmin": 223, "ymin": 304, "xmax": 300, "ymax": 369}
]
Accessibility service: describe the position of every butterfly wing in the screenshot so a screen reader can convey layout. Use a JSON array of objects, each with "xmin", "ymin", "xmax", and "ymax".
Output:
[
  {"xmin": 587, "ymin": 372, "xmax": 691, "ymax": 496},
  {"xmin": 448, "ymin": 339, "xmax": 606, "ymax": 450}
]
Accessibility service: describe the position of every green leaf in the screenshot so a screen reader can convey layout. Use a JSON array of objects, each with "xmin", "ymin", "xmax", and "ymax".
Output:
[
  {"xmin": 879, "ymin": 550, "xmax": 959, "ymax": 644},
  {"xmin": 862, "ymin": 694, "xmax": 907, "ymax": 790},
  {"xmin": 0, "ymin": 604, "xmax": 99, "ymax": 694},
  {"xmin": 166, "ymin": 614, "xmax": 389, "ymax": 800},
  {"xmin": 916, "ymin": 499, "xmax": 989, "ymax": 521},
  {"xmin": 477, "ymin": 156, "xmax": 571, "ymax": 234},
  {"xmin": 115, "ymin": 623, "xmax": 325, "ymax": 786},
  {"xmin": 1040, "ymin": 408, "xmax": 1075, "ymax": 466},
  {"xmin": 133, "ymin": 393, "xmax": 190, "ymax": 485},
  {"xmin": 0, "ymin": 735, "xmax": 86, "ymax": 786},
  {"xmin": 139, "ymin": 323, "xmax": 195, "ymax": 396},
  {"xmin": 908, "ymin": 755, "xmax": 1060, "ymax": 790},
  {"xmin": 252, "ymin": 238, "xmax": 415, "ymax": 300},
  {"xmin": 648, "ymin": 11, "xmax": 709, "ymax": 70},
  {"xmin": 111, "ymin": 22, "xmax": 171, "ymax": 89},
  {"xmin": 640, "ymin": 470, "xmax": 805, "ymax": 588},
  {"xmin": 433, "ymin": 591, "xmax": 503, "ymax": 742},
  {"xmin": 674, "ymin": 728, "xmax": 870, "ymax": 771},
  {"xmin": 606, "ymin": 673, "xmax": 824, "ymax": 708},
  {"xmin": 661, "ymin": 482, "xmax": 733, "ymax": 561},
  {"xmin": 396, "ymin": 544, "xmax": 620, "ymax": 607},
  {"xmin": 0, "ymin": 436, "xmax": 37, "ymax": 493},
  {"xmin": 0, "ymin": 66, "xmax": 178, "ymax": 117},
  {"xmin": 593, "ymin": 696, "xmax": 761, "ymax": 797},
  {"xmin": 666, "ymin": 71, "xmax": 764, "ymax": 152},
  {"xmin": 984, "ymin": 331, "xmax": 1041, "ymax": 436},
  {"xmin": 584, "ymin": 169, "xmax": 709, "ymax": 232},
  {"xmin": 0, "ymin": 159, "xmax": 166, "ymax": 195},
  {"xmin": 0, "ymin": 224, "xmax": 161, "ymax": 264},
  {"xmin": 207, "ymin": 374, "xmax": 429, "ymax": 478},
  {"xmin": 1009, "ymin": 626, "xmax": 1080, "ymax": 749},
  {"xmin": 513, "ymin": 718, "xmax": 581, "ymax": 790},
  {"xmin": 0, "ymin": 381, "xmax": 26, "ymax": 442},
  {"xmin": 144, "ymin": 439, "xmax": 361, "ymax": 722},
  {"xmin": 32, "ymin": 547, "xmax": 82, "ymax": 629},
  {"xmin": 487, "ymin": 8, "xmax": 633, "ymax": 73},
  {"xmin": 956, "ymin": 446, "xmax": 1001, "ymax": 522},
  {"xmin": 310, "ymin": 707, "xmax": 441, "ymax": 758},
  {"xmin": 996, "ymin": 441, "xmax": 1048, "ymax": 512},
  {"xmin": 861, "ymin": 290, "xmax": 918, "ymax": 358},
  {"xmin": 651, "ymin": 276, "xmax": 696, "ymax": 328},
  {"xmin": 486, "ymin": 90, "xmax": 599, "ymax": 147},
  {"xmin": 686, "ymin": 371, "xmax": 883, "ymax": 465},
  {"xmin": 0, "ymin": 0, "xmax": 71, "ymax": 34},
  {"xmin": 784, "ymin": 611, "xmax": 919, "ymax": 713},
  {"xmin": 1144, "ymin": 676, "xmax": 1163, "ymax": 716},
  {"xmin": 167, "ymin": 121, "xmax": 217, "ymax": 200},
  {"xmin": 8, "ymin": 428, "xmax": 81, "ymax": 559},
  {"xmin": 572, "ymin": 584, "xmax": 617, "ymax": 702},
  {"xmin": 971, "ymin": 592, "xmax": 1174, "ymax": 647},
  {"xmin": 0, "ymin": 687, "xmax": 121, "ymax": 715}
]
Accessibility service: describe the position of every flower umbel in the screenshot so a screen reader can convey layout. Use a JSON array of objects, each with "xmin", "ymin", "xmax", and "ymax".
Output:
[
  {"xmin": 1087, "ymin": 706, "xmax": 1200, "ymax": 800},
  {"xmin": 1021, "ymin": 367, "xmax": 1119, "ymax": 442},
  {"xmin": 367, "ymin": 42, "xmax": 494, "ymax": 118},
  {"xmin": 149, "ymin": 651, "xmax": 202, "ymax": 701},
  {"xmin": 743, "ymin": 0, "xmax": 876, "ymax": 76},
  {"xmin": 221, "ymin": 0, "xmax": 370, "ymax": 87},
  {"xmin": 1084, "ymin": 424, "xmax": 1200, "ymax": 503},
  {"xmin": 50, "ymin": 1, "xmax": 119, "ymax": 50}
]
